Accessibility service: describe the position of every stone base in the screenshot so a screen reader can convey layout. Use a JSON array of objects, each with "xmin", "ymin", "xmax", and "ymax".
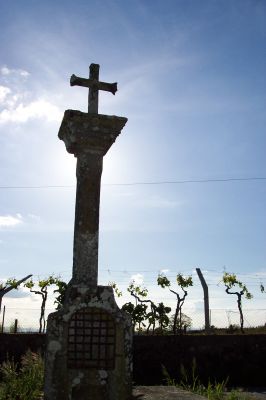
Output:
[{"xmin": 44, "ymin": 285, "xmax": 132, "ymax": 400}]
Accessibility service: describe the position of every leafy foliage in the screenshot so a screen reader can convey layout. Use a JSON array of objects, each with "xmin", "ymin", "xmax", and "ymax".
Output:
[
  {"xmin": 24, "ymin": 275, "xmax": 66, "ymax": 333},
  {"xmin": 155, "ymin": 302, "xmax": 171, "ymax": 331},
  {"xmin": 5, "ymin": 278, "xmax": 21, "ymax": 289},
  {"xmin": 126, "ymin": 281, "xmax": 150, "ymax": 332},
  {"xmin": 157, "ymin": 273, "xmax": 193, "ymax": 334},
  {"xmin": 0, "ymin": 278, "xmax": 22, "ymax": 297},
  {"xmin": 222, "ymin": 273, "xmax": 252, "ymax": 300},
  {"xmin": 122, "ymin": 301, "xmax": 148, "ymax": 330},
  {"xmin": 53, "ymin": 279, "xmax": 68, "ymax": 310},
  {"xmin": 127, "ymin": 282, "xmax": 148, "ymax": 300},
  {"xmin": 108, "ymin": 282, "xmax": 123, "ymax": 297},
  {"xmin": 123, "ymin": 281, "xmax": 172, "ymax": 334},
  {"xmin": 167, "ymin": 313, "xmax": 192, "ymax": 332},
  {"xmin": 157, "ymin": 275, "xmax": 171, "ymax": 288},
  {"xmin": 0, "ymin": 275, "xmax": 32, "ymax": 293},
  {"xmin": 222, "ymin": 272, "xmax": 252, "ymax": 333},
  {"xmin": 176, "ymin": 274, "xmax": 193, "ymax": 288}
]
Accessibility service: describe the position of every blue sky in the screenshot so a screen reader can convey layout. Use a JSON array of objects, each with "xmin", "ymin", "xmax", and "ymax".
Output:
[{"xmin": 0, "ymin": 0, "xmax": 265, "ymax": 328}]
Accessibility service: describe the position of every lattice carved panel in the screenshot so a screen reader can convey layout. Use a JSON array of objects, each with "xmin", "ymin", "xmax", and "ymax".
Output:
[{"xmin": 68, "ymin": 307, "xmax": 116, "ymax": 369}]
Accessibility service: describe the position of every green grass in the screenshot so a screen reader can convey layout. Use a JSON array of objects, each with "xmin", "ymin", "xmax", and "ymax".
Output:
[
  {"xmin": 0, "ymin": 350, "xmax": 43, "ymax": 400},
  {"xmin": 162, "ymin": 360, "xmax": 254, "ymax": 400}
]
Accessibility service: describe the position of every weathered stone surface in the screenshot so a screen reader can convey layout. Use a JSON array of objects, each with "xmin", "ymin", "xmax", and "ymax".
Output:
[
  {"xmin": 70, "ymin": 63, "xmax": 117, "ymax": 113},
  {"xmin": 58, "ymin": 110, "xmax": 127, "ymax": 157},
  {"xmin": 72, "ymin": 151, "xmax": 103, "ymax": 288},
  {"xmin": 45, "ymin": 286, "xmax": 132, "ymax": 400},
  {"xmin": 58, "ymin": 110, "xmax": 127, "ymax": 289}
]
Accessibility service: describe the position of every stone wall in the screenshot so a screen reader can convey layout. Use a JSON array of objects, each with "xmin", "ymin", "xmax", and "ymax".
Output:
[
  {"xmin": 133, "ymin": 335, "xmax": 266, "ymax": 387},
  {"xmin": 0, "ymin": 333, "xmax": 45, "ymax": 364},
  {"xmin": 0, "ymin": 333, "xmax": 265, "ymax": 387}
]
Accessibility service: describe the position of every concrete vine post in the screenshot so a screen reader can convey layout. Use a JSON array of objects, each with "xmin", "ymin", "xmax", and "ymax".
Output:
[{"xmin": 196, "ymin": 267, "xmax": 210, "ymax": 333}]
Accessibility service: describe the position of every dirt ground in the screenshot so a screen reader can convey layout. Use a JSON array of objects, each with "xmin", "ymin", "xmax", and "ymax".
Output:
[
  {"xmin": 131, "ymin": 386, "xmax": 266, "ymax": 400},
  {"xmin": 132, "ymin": 386, "xmax": 206, "ymax": 399},
  {"xmin": 38, "ymin": 386, "xmax": 266, "ymax": 399}
]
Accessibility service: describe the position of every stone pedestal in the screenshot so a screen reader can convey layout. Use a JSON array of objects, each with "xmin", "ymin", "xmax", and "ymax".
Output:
[
  {"xmin": 44, "ymin": 110, "xmax": 132, "ymax": 399},
  {"xmin": 45, "ymin": 286, "xmax": 132, "ymax": 400}
]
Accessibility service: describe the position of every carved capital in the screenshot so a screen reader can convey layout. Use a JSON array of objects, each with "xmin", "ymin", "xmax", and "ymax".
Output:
[{"xmin": 58, "ymin": 110, "xmax": 127, "ymax": 157}]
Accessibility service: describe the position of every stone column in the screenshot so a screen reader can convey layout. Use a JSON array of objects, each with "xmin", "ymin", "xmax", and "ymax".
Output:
[
  {"xmin": 72, "ymin": 152, "xmax": 103, "ymax": 288},
  {"xmin": 58, "ymin": 109, "xmax": 127, "ymax": 289}
]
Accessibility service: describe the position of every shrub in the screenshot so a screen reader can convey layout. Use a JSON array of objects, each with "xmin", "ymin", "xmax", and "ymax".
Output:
[{"xmin": 0, "ymin": 350, "xmax": 44, "ymax": 400}]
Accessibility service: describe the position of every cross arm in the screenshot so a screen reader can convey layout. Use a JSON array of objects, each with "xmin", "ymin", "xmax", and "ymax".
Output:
[{"xmin": 70, "ymin": 74, "xmax": 117, "ymax": 95}]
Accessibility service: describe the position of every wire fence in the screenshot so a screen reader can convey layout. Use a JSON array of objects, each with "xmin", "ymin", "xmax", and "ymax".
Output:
[{"xmin": 1, "ymin": 306, "xmax": 265, "ymax": 333}]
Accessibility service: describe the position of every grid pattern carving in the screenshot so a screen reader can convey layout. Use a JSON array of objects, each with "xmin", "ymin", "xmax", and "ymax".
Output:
[{"xmin": 68, "ymin": 307, "xmax": 116, "ymax": 369}]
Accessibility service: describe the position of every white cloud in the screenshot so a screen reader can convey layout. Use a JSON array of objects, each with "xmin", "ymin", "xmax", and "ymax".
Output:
[
  {"xmin": 159, "ymin": 269, "xmax": 170, "ymax": 274},
  {"xmin": 20, "ymin": 70, "xmax": 30, "ymax": 77},
  {"xmin": 0, "ymin": 86, "xmax": 11, "ymax": 103},
  {"xmin": 0, "ymin": 214, "xmax": 23, "ymax": 228},
  {"xmin": 1, "ymin": 67, "xmax": 11, "ymax": 75},
  {"xmin": 27, "ymin": 213, "xmax": 41, "ymax": 222},
  {"xmin": 1, "ymin": 66, "xmax": 30, "ymax": 77},
  {"xmin": 0, "ymin": 99, "xmax": 61, "ymax": 124},
  {"xmin": 0, "ymin": 85, "xmax": 21, "ymax": 110},
  {"xmin": 0, "ymin": 65, "xmax": 60, "ymax": 125},
  {"xmin": 130, "ymin": 273, "xmax": 144, "ymax": 285}
]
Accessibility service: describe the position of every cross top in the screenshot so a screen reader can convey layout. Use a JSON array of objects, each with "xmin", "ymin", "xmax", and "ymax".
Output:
[{"xmin": 70, "ymin": 63, "xmax": 117, "ymax": 114}]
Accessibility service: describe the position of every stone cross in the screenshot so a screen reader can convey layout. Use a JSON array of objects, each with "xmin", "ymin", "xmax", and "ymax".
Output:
[
  {"xmin": 70, "ymin": 63, "xmax": 117, "ymax": 113},
  {"xmin": 45, "ymin": 64, "xmax": 131, "ymax": 400}
]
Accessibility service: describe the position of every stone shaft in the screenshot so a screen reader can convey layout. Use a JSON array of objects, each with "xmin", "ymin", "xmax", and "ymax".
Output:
[
  {"xmin": 73, "ymin": 152, "xmax": 102, "ymax": 287},
  {"xmin": 58, "ymin": 110, "xmax": 127, "ymax": 288}
]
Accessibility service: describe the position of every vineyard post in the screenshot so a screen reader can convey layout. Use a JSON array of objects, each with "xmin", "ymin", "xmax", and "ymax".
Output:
[{"xmin": 196, "ymin": 268, "xmax": 210, "ymax": 332}]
